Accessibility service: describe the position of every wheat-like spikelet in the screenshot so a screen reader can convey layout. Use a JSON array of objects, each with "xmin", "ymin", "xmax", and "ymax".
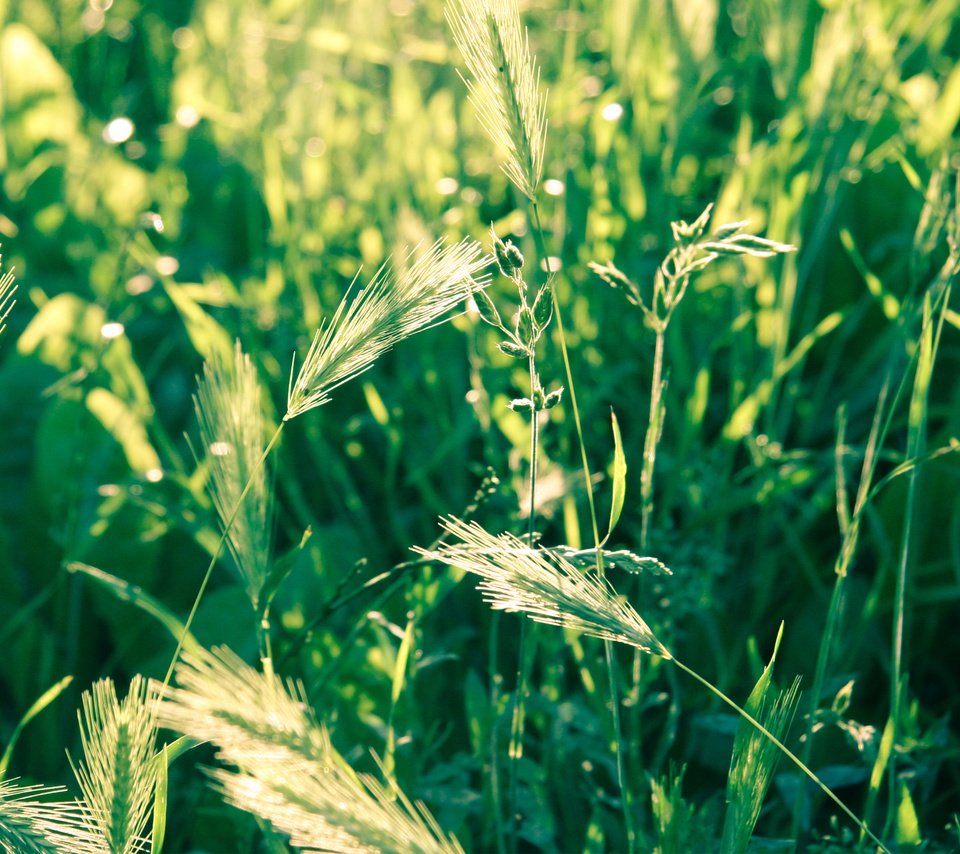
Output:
[
  {"xmin": 0, "ymin": 780, "xmax": 103, "ymax": 854},
  {"xmin": 72, "ymin": 676, "xmax": 158, "ymax": 854},
  {"xmin": 155, "ymin": 647, "xmax": 463, "ymax": 854},
  {"xmin": 193, "ymin": 341, "xmax": 274, "ymax": 608},
  {"xmin": 0, "ymin": 257, "xmax": 16, "ymax": 337},
  {"xmin": 416, "ymin": 517, "xmax": 670, "ymax": 656},
  {"xmin": 447, "ymin": 0, "xmax": 547, "ymax": 199},
  {"xmin": 285, "ymin": 238, "xmax": 490, "ymax": 420}
]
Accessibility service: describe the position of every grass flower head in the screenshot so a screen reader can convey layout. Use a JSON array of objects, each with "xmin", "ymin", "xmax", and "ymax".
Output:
[
  {"xmin": 416, "ymin": 517, "xmax": 670, "ymax": 656},
  {"xmin": 447, "ymin": 0, "xmax": 547, "ymax": 200},
  {"xmin": 193, "ymin": 341, "xmax": 274, "ymax": 609},
  {"xmin": 285, "ymin": 238, "xmax": 490, "ymax": 420},
  {"xmin": 156, "ymin": 646, "xmax": 464, "ymax": 854}
]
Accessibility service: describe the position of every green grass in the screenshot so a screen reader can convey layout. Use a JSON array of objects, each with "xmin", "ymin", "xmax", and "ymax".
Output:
[{"xmin": 1, "ymin": 0, "xmax": 959, "ymax": 851}]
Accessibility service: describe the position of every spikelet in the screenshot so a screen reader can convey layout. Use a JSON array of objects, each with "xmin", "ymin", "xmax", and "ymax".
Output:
[
  {"xmin": 193, "ymin": 341, "xmax": 274, "ymax": 608},
  {"xmin": 72, "ymin": 676, "xmax": 159, "ymax": 854},
  {"xmin": 415, "ymin": 517, "xmax": 670, "ymax": 656},
  {"xmin": 0, "ymin": 780, "xmax": 102, "ymax": 854},
  {"xmin": 0, "ymin": 255, "xmax": 16, "ymax": 337},
  {"xmin": 285, "ymin": 238, "xmax": 490, "ymax": 420},
  {"xmin": 447, "ymin": 0, "xmax": 547, "ymax": 200},
  {"xmin": 155, "ymin": 647, "xmax": 464, "ymax": 854}
]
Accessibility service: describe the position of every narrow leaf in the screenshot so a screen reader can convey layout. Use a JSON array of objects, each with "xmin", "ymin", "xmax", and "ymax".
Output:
[
  {"xmin": 67, "ymin": 562, "xmax": 201, "ymax": 656},
  {"xmin": 604, "ymin": 409, "xmax": 627, "ymax": 544},
  {"xmin": 0, "ymin": 677, "xmax": 73, "ymax": 779}
]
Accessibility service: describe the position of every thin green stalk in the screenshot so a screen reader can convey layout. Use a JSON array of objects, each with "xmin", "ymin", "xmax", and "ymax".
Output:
[
  {"xmin": 529, "ymin": 199, "xmax": 634, "ymax": 853},
  {"xmin": 162, "ymin": 421, "xmax": 285, "ymax": 691},
  {"xmin": 529, "ymin": 202, "xmax": 602, "ymax": 553},
  {"xmin": 489, "ymin": 611, "xmax": 507, "ymax": 854},
  {"xmin": 795, "ymin": 379, "xmax": 889, "ymax": 830},
  {"xmin": 794, "ymin": 276, "xmax": 953, "ymax": 842},
  {"xmin": 507, "ymin": 354, "xmax": 541, "ymax": 851},
  {"xmin": 640, "ymin": 329, "xmax": 665, "ymax": 551},
  {"xmin": 888, "ymin": 282, "xmax": 951, "ymax": 833}
]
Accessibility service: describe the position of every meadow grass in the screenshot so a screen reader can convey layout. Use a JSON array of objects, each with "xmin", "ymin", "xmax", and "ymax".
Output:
[{"xmin": 0, "ymin": 0, "xmax": 958, "ymax": 851}]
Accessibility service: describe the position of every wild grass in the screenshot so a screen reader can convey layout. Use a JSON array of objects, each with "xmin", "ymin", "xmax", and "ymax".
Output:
[
  {"xmin": 192, "ymin": 341, "xmax": 274, "ymax": 610},
  {"xmin": 156, "ymin": 646, "xmax": 463, "ymax": 854},
  {"xmin": 0, "ymin": 0, "xmax": 958, "ymax": 852},
  {"xmin": 285, "ymin": 238, "xmax": 491, "ymax": 420}
]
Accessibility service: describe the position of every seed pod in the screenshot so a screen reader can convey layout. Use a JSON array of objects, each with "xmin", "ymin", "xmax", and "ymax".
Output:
[
  {"xmin": 532, "ymin": 387, "xmax": 546, "ymax": 410},
  {"xmin": 532, "ymin": 284, "xmax": 553, "ymax": 329},
  {"xmin": 474, "ymin": 289, "xmax": 503, "ymax": 328},
  {"xmin": 498, "ymin": 340, "xmax": 528, "ymax": 359},
  {"xmin": 493, "ymin": 230, "xmax": 525, "ymax": 275},
  {"xmin": 516, "ymin": 307, "xmax": 536, "ymax": 347}
]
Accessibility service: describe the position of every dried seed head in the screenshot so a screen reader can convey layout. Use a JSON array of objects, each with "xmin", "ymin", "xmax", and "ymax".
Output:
[{"xmin": 543, "ymin": 387, "xmax": 563, "ymax": 409}]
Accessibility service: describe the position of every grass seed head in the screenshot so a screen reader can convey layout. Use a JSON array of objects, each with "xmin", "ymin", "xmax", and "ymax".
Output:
[{"xmin": 285, "ymin": 238, "xmax": 490, "ymax": 420}]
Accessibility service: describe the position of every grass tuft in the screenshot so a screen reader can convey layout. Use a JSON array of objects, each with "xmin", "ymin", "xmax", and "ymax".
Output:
[
  {"xmin": 416, "ymin": 516, "xmax": 670, "ymax": 656},
  {"xmin": 0, "ymin": 780, "xmax": 101, "ymax": 854},
  {"xmin": 192, "ymin": 341, "xmax": 275, "ymax": 610}
]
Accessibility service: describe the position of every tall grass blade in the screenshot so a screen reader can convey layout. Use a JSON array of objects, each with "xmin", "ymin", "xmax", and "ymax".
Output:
[
  {"xmin": 650, "ymin": 763, "xmax": 699, "ymax": 854},
  {"xmin": 285, "ymin": 238, "xmax": 490, "ymax": 420},
  {"xmin": 0, "ymin": 677, "xmax": 73, "ymax": 779},
  {"xmin": 72, "ymin": 676, "xmax": 159, "ymax": 854},
  {"xmin": 155, "ymin": 647, "xmax": 463, "ymax": 854},
  {"xmin": 602, "ymin": 408, "xmax": 627, "ymax": 546},
  {"xmin": 720, "ymin": 625, "xmax": 801, "ymax": 853}
]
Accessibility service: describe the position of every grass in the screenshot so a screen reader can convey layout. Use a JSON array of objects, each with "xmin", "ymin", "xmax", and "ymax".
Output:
[{"xmin": 0, "ymin": 0, "xmax": 959, "ymax": 851}]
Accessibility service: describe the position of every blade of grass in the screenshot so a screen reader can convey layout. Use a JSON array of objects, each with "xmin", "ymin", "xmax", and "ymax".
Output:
[{"xmin": 0, "ymin": 677, "xmax": 74, "ymax": 780}]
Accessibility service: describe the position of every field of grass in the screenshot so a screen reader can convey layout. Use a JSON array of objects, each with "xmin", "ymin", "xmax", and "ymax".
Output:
[{"xmin": 1, "ymin": 0, "xmax": 959, "ymax": 851}]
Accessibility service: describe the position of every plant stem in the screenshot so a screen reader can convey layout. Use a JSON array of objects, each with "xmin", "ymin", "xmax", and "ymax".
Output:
[
  {"xmin": 888, "ymin": 283, "xmax": 950, "ymax": 831},
  {"xmin": 507, "ymin": 355, "xmax": 541, "ymax": 851},
  {"xmin": 490, "ymin": 611, "xmax": 507, "ymax": 854},
  {"xmin": 640, "ymin": 329, "xmax": 666, "ymax": 551},
  {"xmin": 529, "ymin": 200, "xmax": 633, "ymax": 853}
]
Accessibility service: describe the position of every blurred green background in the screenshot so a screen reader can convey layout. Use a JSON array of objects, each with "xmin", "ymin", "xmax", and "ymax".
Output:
[{"xmin": 1, "ymin": 0, "xmax": 958, "ymax": 849}]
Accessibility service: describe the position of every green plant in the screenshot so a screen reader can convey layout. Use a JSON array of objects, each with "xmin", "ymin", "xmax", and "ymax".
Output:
[{"xmin": 1, "ymin": 0, "xmax": 958, "ymax": 851}]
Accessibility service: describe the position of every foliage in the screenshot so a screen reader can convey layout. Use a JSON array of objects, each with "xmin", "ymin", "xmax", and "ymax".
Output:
[{"xmin": 0, "ymin": 0, "xmax": 958, "ymax": 851}]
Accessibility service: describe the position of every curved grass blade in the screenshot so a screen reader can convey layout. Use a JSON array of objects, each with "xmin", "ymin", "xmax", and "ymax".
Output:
[{"xmin": 0, "ymin": 677, "xmax": 73, "ymax": 780}]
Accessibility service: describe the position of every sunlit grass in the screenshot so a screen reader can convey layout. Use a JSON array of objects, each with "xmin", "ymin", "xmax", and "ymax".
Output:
[{"xmin": 0, "ymin": 0, "xmax": 957, "ymax": 852}]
